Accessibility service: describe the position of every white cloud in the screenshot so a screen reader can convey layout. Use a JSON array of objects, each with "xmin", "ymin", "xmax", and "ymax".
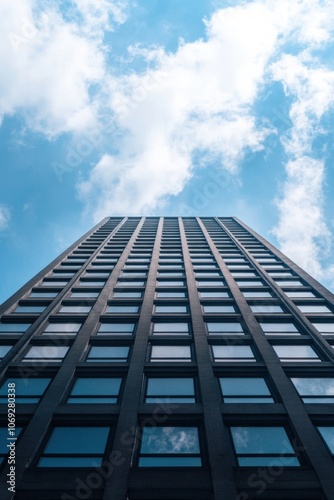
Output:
[
  {"xmin": 0, "ymin": 205, "xmax": 11, "ymax": 230},
  {"xmin": 79, "ymin": 0, "xmax": 288, "ymax": 218},
  {"xmin": 271, "ymin": 41, "xmax": 334, "ymax": 280},
  {"xmin": 272, "ymin": 158, "xmax": 331, "ymax": 278},
  {"xmin": 0, "ymin": 0, "xmax": 127, "ymax": 137}
]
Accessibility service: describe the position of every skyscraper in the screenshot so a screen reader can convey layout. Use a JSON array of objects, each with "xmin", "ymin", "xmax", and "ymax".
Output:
[{"xmin": 1, "ymin": 216, "xmax": 334, "ymax": 500}]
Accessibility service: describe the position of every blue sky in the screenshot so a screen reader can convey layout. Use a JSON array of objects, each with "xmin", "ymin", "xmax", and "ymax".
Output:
[{"xmin": 1, "ymin": 0, "xmax": 334, "ymax": 303}]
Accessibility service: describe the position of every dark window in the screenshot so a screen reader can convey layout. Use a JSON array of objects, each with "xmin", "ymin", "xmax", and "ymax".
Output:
[
  {"xmin": 203, "ymin": 305, "xmax": 235, "ymax": 313},
  {"xmin": 155, "ymin": 305, "xmax": 187, "ymax": 313},
  {"xmin": 106, "ymin": 305, "xmax": 139, "ymax": 313},
  {"xmin": 86, "ymin": 346, "xmax": 129, "ymax": 362},
  {"xmin": 29, "ymin": 292, "xmax": 59, "ymax": 298},
  {"xmin": 97, "ymin": 323, "xmax": 136, "ymax": 335},
  {"xmin": 43, "ymin": 323, "xmax": 82, "ymax": 335},
  {"xmin": 219, "ymin": 377, "xmax": 274, "ymax": 403},
  {"xmin": 145, "ymin": 378, "xmax": 195, "ymax": 403},
  {"xmin": 259, "ymin": 322, "xmax": 300, "ymax": 335},
  {"xmin": 311, "ymin": 322, "xmax": 334, "ymax": 334},
  {"xmin": 152, "ymin": 322, "xmax": 189, "ymax": 335},
  {"xmin": 250, "ymin": 305, "xmax": 283, "ymax": 313},
  {"xmin": 38, "ymin": 426, "xmax": 110, "ymax": 467},
  {"xmin": 273, "ymin": 345, "xmax": 320, "ymax": 362},
  {"xmin": 297, "ymin": 304, "xmax": 331, "ymax": 313},
  {"xmin": 13, "ymin": 306, "xmax": 46, "ymax": 314},
  {"xmin": 290, "ymin": 377, "xmax": 334, "ymax": 403},
  {"xmin": 212, "ymin": 345, "xmax": 256, "ymax": 362},
  {"xmin": 0, "ymin": 377, "xmax": 51, "ymax": 403},
  {"xmin": 230, "ymin": 426, "xmax": 300, "ymax": 466},
  {"xmin": 206, "ymin": 322, "xmax": 244, "ymax": 335},
  {"xmin": 67, "ymin": 378, "xmax": 122, "ymax": 403},
  {"xmin": 317, "ymin": 427, "xmax": 334, "ymax": 454},
  {"xmin": 22, "ymin": 346, "xmax": 69, "ymax": 362},
  {"xmin": 0, "ymin": 346, "xmax": 12, "ymax": 359},
  {"xmin": 70, "ymin": 292, "xmax": 99, "ymax": 298},
  {"xmin": 150, "ymin": 345, "xmax": 192, "ymax": 362},
  {"xmin": 138, "ymin": 426, "xmax": 201, "ymax": 467}
]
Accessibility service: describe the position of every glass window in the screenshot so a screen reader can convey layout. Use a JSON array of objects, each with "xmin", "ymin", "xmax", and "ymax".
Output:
[
  {"xmin": 231, "ymin": 272, "xmax": 256, "ymax": 277},
  {"xmin": 97, "ymin": 323, "xmax": 135, "ymax": 335},
  {"xmin": 259, "ymin": 322, "xmax": 300, "ymax": 335},
  {"xmin": 273, "ymin": 345, "xmax": 320, "ymax": 362},
  {"xmin": 150, "ymin": 345, "xmax": 192, "ymax": 362},
  {"xmin": 106, "ymin": 305, "xmax": 139, "ymax": 314},
  {"xmin": 38, "ymin": 426, "xmax": 110, "ymax": 467},
  {"xmin": 158, "ymin": 272, "xmax": 185, "ymax": 277},
  {"xmin": 0, "ymin": 377, "xmax": 51, "ymax": 403},
  {"xmin": 83, "ymin": 274, "xmax": 110, "ymax": 280},
  {"xmin": 275, "ymin": 280, "xmax": 303, "ymax": 287},
  {"xmin": 22, "ymin": 345, "xmax": 69, "ymax": 362},
  {"xmin": 297, "ymin": 305, "xmax": 332, "ymax": 313},
  {"xmin": 42, "ymin": 281, "xmax": 69, "ymax": 286},
  {"xmin": 250, "ymin": 305, "xmax": 283, "ymax": 313},
  {"xmin": 51, "ymin": 272, "xmax": 75, "ymax": 278},
  {"xmin": 290, "ymin": 377, "xmax": 334, "ymax": 403},
  {"xmin": 156, "ymin": 292, "xmax": 186, "ymax": 298},
  {"xmin": 159, "ymin": 265, "xmax": 184, "ymax": 270},
  {"xmin": 196, "ymin": 280, "xmax": 225, "ymax": 286},
  {"xmin": 195, "ymin": 272, "xmax": 220, "ymax": 277},
  {"xmin": 121, "ymin": 272, "xmax": 147, "ymax": 277},
  {"xmin": 138, "ymin": 426, "xmax": 201, "ymax": 467},
  {"xmin": 268, "ymin": 272, "xmax": 293, "ymax": 277},
  {"xmin": 212, "ymin": 345, "xmax": 255, "ymax": 362},
  {"xmin": 155, "ymin": 305, "xmax": 187, "ymax": 313},
  {"xmin": 67, "ymin": 378, "xmax": 122, "ymax": 403},
  {"xmin": 203, "ymin": 305, "xmax": 235, "ymax": 313},
  {"xmin": 227, "ymin": 265, "xmax": 252, "ymax": 270},
  {"xmin": 79, "ymin": 281, "xmax": 105, "ymax": 287},
  {"xmin": 152, "ymin": 323, "xmax": 189, "ymax": 335},
  {"xmin": 262, "ymin": 265, "xmax": 285, "ymax": 269},
  {"xmin": 199, "ymin": 291, "xmax": 229, "ymax": 298},
  {"xmin": 284, "ymin": 291, "xmax": 315, "ymax": 298},
  {"xmin": 43, "ymin": 323, "xmax": 82, "ymax": 335},
  {"xmin": 125, "ymin": 265, "xmax": 149, "ymax": 269},
  {"xmin": 116, "ymin": 280, "xmax": 146, "ymax": 287},
  {"xmin": 58, "ymin": 305, "xmax": 92, "ymax": 314},
  {"xmin": 207, "ymin": 322, "xmax": 244, "ymax": 335},
  {"xmin": 230, "ymin": 427, "xmax": 299, "ymax": 466},
  {"xmin": 0, "ymin": 345, "xmax": 12, "ymax": 359},
  {"xmin": 113, "ymin": 292, "xmax": 142, "ymax": 298},
  {"xmin": 311, "ymin": 322, "xmax": 334, "ymax": 334},
  {"xmin": 145, "ymin": 378, "xmax": 195, "ymax": 403},
  {"xmin": 29, "ymin": 292, "xmax": 58, "ymax": 298},
  {"xmin": 0, "ymin": 323, "xmax": 31, "ymax": 334},
  {"xmin": 191, "ymin": 258, "xmax": 215, "ymax": 263},
  {"xmin": 156, "ymin": 280, "xmax": 185, "ymax": 287},
  {"xmin": 13, "ymin": 306, "xmax": 46, "ymax": 314},
  {"xmin": 0, "ymin": 427, "xmax": 22, "ymax": 464},
  {"xmin": 236, "ymin": 281, "xmax": 263, "ymax": 287},
  {"xmin": 86, "ymin": 346, "xmax": 129, "ymax": 362},
  {"xmin": 243, "ymin": 292, "xmax": 272, "ymax": 298},
  {"xmin": 219, "ymin": 377, "xmax": 273, "ymax": 403},
  {"xmin": 224, "ymin": 259, "xmax": 247, "ymax": 263},
  {"xmin": 70, "ymin": 292, "xmax": 99, "ymax": 298},
  {"xmin": 317, "ymin": 427, "xmax": 334, "ymax": 454}
]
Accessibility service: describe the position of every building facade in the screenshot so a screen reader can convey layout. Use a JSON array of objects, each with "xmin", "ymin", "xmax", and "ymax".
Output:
[{"xmin": 0, "ymin": 216, "xmax": 334, "ymax": 500}]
